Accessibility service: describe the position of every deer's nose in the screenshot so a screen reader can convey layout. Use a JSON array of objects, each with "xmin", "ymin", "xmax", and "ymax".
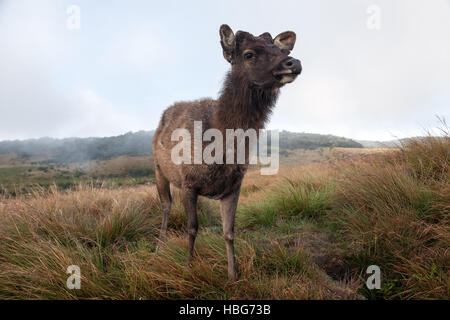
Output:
[{"xmin": 281, "ymin": 57, "xmax": 302, "ymax": 74}]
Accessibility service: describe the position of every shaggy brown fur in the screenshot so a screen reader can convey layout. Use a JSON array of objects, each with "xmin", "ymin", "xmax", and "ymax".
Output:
[{"xmin": 152, "ymin": 24, "xmax": 301, "ymax": 280}]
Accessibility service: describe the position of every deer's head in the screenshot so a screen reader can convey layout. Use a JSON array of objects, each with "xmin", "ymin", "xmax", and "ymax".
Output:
[{"xmin": 219, "ymin": 24, "xmax": 302, "ymax": 88}]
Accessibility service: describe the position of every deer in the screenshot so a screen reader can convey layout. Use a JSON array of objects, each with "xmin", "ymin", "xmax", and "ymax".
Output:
[{"xmin": 152, "ymin": 24, "xmax": 302, "ymax": 280}]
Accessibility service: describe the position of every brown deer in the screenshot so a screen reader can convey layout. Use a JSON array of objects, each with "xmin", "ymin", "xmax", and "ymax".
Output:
[{"xmin": 152, "ymin": 24, "xmax": 301, "ymax": 280}]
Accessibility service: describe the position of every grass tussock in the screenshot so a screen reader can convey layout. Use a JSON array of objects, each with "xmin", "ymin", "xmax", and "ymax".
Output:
[
  {"xmin": 330, "ymin": 130, "xmax": 449, "ymax": 299},
  {"xmin": 238, "ymin": 170, "xmax": 333, "ymax": 229},
  {"xmin": 0, "ymin": 184, "xmax": 356, "ymax": 299},
  {"xmin": 115, "ymin": 233, "xmax": 350, "ymax": 300}
]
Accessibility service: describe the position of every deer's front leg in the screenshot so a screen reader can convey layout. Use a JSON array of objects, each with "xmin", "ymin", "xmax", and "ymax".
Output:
[
  {"xmin": 155, "ymin": 169, "xmax": 172, "ymax": 243},
  {"xmin": 181, "ymin": 188, "xmax": 198, "ymax": 264},
  {"xmin": 220, "ymin": 188, "xmax": 241, "ymax": 281}
]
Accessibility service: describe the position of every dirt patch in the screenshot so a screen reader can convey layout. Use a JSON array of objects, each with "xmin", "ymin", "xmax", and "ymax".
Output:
[{"xmin": 254, "ymin": 227, "xmax": 364, "ymax": 299}]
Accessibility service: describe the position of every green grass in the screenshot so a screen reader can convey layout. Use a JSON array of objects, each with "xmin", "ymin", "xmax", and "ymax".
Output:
[
  {"xmin": 237, "ymin": 177, "xmax": 332, "ymax": 229},
  {"xmin": 0, "ymin": 164, "xmax": 155, "ymax": 195}
]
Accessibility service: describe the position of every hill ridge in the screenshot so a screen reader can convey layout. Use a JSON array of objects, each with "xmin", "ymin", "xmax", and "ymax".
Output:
[{"xmin": 0, "ymin": 130, "xmax": 365, "ymax": 163}]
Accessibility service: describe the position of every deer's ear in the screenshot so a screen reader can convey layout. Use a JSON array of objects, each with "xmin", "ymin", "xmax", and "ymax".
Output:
[
  {"xmin": 219, "ymin": 24, "xmax": 235, "ymax": 63},
  {"xmin": 274, "ymin": 31, "xmax": 296, "ymax": 54}
]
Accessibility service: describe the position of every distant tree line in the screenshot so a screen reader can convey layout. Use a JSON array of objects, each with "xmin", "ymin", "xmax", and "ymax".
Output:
[
  {"xmin": 0, "ymin": 131, "xmax": 154, "ymax": 163},
  {"xmin": 0, "ymin": 130, "xmax": 363, "ymax": 164},
  {"xmin": 277, "ymin": 131, "xmax": 363, "ymax": 149}
]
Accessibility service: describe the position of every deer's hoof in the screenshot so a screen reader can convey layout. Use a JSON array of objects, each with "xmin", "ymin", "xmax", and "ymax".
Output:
[
  {"xmin": 228, "ymin": 274, "xmax": 238, "ymax": 281},
  {"xmin": 158, "ymin": 232, "xmax": 167, "ymax": 243},
  {"xmin": 228, "ymin": 268, "xmax": 239, "ymax": 281}
]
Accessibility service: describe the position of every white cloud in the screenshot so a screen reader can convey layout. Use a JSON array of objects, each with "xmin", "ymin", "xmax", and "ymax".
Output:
[
  {"xmin": 0, "ymin": 0, "xmax": 449, "ymax": 141},
  {"xmin": 100, "ymin": 25, "xmax": 173, "ymax": 73},
  {"xmin": 61, "ymin": 89, "xmax": 144, "ymax": 138},
  {"xmin": 0, "ymin": 1, "xmax": 71, "ymax": 140},
  {"xmin": 269, "ymin": 0, "xmax": 450, "ymax": 140},
  {"xmin": 0, "ymin": 0, "xmax": 146, "ymax": 140}
]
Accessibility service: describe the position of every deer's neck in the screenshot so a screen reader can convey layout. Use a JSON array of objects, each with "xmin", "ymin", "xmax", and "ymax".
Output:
[{"xmin": 214, "ymin": 71, "xmax": 279, "ymax": 133}]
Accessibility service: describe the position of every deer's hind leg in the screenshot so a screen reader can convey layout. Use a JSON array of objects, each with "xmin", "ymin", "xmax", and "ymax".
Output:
[
  {"xmin": 181, "ymin": 188, "xmax": 198, "ymax": 264},
  {"xmin": 220, "ymin": 188, "xmax": 240, "ymax": 281},
  {"xmin": 155, "ymin": 168, "xmax": 172, "ymax": 242}
]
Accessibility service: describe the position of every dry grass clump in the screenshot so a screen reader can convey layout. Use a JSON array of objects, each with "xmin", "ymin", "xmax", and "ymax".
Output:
[
  {"xmin": 114, "ymin": 232, "xmax": 356, "ymax": 300},
  {"xmin": 236, "ymin": 127, "xmax": 449, "ymax": 299},
  {"xmin": 330, "ymin": 131, "xmax": 449, "ymax": 299},
  {"xmin": 0, "ymin": 183, "xmax": 355, "ymax": 299}
]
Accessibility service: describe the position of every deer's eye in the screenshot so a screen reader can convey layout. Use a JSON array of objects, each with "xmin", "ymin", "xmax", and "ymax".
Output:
[{"xmin": 244, "ymin": 52, "xmax": 254, "ymax": 60}]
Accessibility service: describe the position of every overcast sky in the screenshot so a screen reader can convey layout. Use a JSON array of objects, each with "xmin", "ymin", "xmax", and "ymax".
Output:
[{"xmin": 0, "ymin": 0, "xmax": 449, "ymax": 141}]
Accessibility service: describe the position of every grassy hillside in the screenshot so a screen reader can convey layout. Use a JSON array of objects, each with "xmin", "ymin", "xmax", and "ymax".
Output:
[
  {"xmin": 0, "ymin": 155, "xmax": 155, "ymax": 195},
  {"xmin": 0, "ymin": 131, "xmax": 155, "ymax": 163},
  {"xmin": 0, "ymin": 130, "xmax": 366, "ymax": 194},
  {"xmin": 0, "ymin": 132, "xmax": 447, "ymax": 300},
  {"xmin": 0, "ymin": 148, "xmax": 386, "ymax": 195},
  {"xmin": 278, "ymin": 131, "xmax": 363, "ymax": 149},
  {"xmin": 0, "ymin": 130, "xmax": 362, "ymax": 164}
]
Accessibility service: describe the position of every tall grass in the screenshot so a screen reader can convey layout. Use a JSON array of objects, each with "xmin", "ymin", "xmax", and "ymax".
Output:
[
  {"xmin": 0, "ymin": 184, "xmax": 357, "ymax": 299},
  {"xmin": 330, "ymin": 130, "xmax": 449, "ymax": 299}
]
